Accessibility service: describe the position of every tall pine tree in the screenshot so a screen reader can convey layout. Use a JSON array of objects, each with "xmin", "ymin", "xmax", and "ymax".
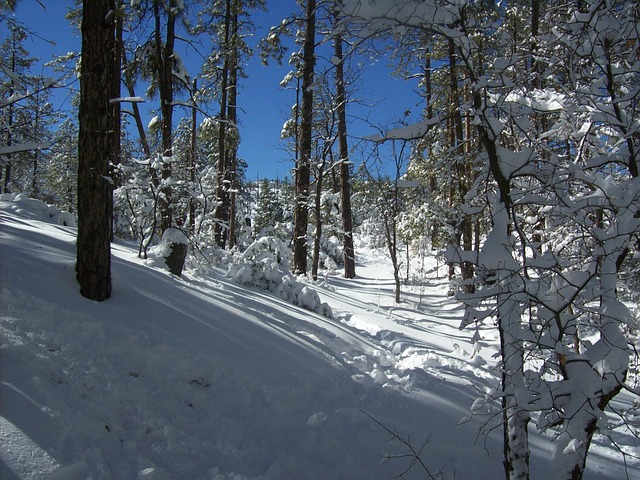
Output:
[{"xmin": 76, "ymin": 0, "xmax": 115, "ymax": 301}]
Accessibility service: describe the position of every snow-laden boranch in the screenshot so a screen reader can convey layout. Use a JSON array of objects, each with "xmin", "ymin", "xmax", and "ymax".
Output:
[{"xmin": 1, "ymin": 194, "xmax": 637, "ymax": 479}]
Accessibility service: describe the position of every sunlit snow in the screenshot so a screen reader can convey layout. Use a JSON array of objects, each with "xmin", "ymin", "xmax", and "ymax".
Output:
[{"xmin": 0, "ymin": 194, "xmax": 637, "ymax": 479}]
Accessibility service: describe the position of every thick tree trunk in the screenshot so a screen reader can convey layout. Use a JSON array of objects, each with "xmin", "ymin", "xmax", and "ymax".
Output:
[
  {"xmin": 153, "ymin": 1, "xmax": 186, "ymax": 276},
  {"xmin": 473, "ymin": 80, "xmax": 530, "ymax": 477},
  {"xmin": 76, "ymin": 0, "xmax": 114, "ymax": 301},
  {"xmin": 228, "ymin": 5, "xmax": 239, "ymax": 249},
  {"xmin": 449, "ymin": 38, "xmax": 474, "ymax": 293},
  {"xmin": 215, "ymin": 4, "xmax": 230, "ymax": 247},
  {"xmin": 292, "ymin": 0, "xmax": 316, "ymax": 275},
  {"xmin": 311, "ymin": 166, "xmax": 324, "ymax": 281},
  {"xmin": 333, "ymin": 17, "xmax": 355, "ymax": 279},
  {"xmin": 499, "ymin": 293, "xmax": 530, "ymax": 480},
  {"xmin": 157, "ymin": 1, "xmax": 175, "ymax": 234}
]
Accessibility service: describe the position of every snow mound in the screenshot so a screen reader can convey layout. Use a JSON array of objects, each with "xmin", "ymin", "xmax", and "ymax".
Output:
[{"xmin": 0, "ymin": 193, "xmax": 76, "ymax": 226}]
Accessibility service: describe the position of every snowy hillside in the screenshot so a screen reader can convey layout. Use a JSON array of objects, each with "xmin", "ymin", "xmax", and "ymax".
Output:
[{"xmin": 0, "ymin": 195, "xmax": 637, "ymax": 480}]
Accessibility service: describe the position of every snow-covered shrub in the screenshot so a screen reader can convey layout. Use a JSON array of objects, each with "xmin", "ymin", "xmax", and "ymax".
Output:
[
  {"xmin": 112, "ymin": 160, "xmax": 158, "ymax": 256},
  {"xmin": 314, "ymin": 234, "xmax": 342, "ymax": 271},
  {"xmin": 227, "ymin": 236, "xmax": 287, "ymax": 291},
  {"xmin": 226, "ymin": 236, "xmax": 333, "ymax": 317}
]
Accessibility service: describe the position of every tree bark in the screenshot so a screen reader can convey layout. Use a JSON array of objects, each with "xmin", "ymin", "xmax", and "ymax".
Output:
[
  {"xmin": 215, "ymin": 0, "xmax": 232, "ymax": 248},
  {"xmin": 189, "ymin": 78, "xmax": 197, "ymax": 235},
  {"xmin": 228, "ymin": 4, "xmax": 239, "ymax": 249},
  {"xmin": 109, "ymin": 3, "xmax": 122, "ymax": 240},
  {"xmin": 292, "ymin": 0, "xmax": 316, "ymax": 275},
  {"xmin": 311, "ymin": 165, "xmax": 324, "ymax": 281},
  {"xmin": 121, "ymin": 47, "xmax": 151, "ymax": 157},
  {"xmin": 76, "ymin": 0, "xmax": 114, "ymax": 301},
  {"xmin": 448, "ymin": 38, "xmax": 474, "ymax": 293},
  {"xmin": 333, "ymin": 13, "xmax": 355, "ymax": 279},
  {"xmin": 154, "ymin": 1, "xmax": 186, "ymax": 276},
  {"xmin": 2, "ymin": 29, "xmax": 17, "ymax": 193},
  {"xmin": 157, "ymin": 1, "xmax": 175, "ymax": 233}
]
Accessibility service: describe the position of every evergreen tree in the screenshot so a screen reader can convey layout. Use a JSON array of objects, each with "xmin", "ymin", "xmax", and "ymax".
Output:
[
  {"xmin": 292, "ymin": 0, "xmax": 316, "ymax": 275},
  {"xmin": 45, "ymin": 118, "xmax": 78, "ymax": 212},
  {"xmin": 76, "ymin": 0, "xmax": 115, "ymax": 301},
  {"xmin": 253, "ymin": 179, "xmax": 285, "ymax": 236},
  {"xmin": 0, "ymin": 24, "xmax": 56, "ymax": 195},
  {"xmin": 333, "ymin": 7, "xmax": 356, "ymax": 279}
]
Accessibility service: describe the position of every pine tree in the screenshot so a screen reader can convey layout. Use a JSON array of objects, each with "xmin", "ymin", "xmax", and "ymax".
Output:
[
  {"xmin": 333, "ymin": 5, "xmax": 355, "ymax": 279},
  {"xmin": 76, "ymin": 0, "xmax": 115, "ymax": 301},
  {"xmin": 0, "ymin": 24, "xmax": 55, "ymax": 196},
  {"xmin": 292, "ymin": 0, "xmax": 316, "ymax": 275},
  {"xmin": 253, "ymin": 179, "xmax": 285, "ymax": 236},
  {"xmin": 46, "ymin": 118, "xmax": 78, "ymax": 212}
]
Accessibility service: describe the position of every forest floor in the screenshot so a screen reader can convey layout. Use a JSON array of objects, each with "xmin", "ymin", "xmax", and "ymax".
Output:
[{"xmin": 1, "ymin": 194, "xmax": 638, "ymax": 480}]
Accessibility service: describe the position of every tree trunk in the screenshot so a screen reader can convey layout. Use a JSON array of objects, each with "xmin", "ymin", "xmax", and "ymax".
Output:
[
  {"xmin": 228, "ymin": 4, "xmax": 239, "ymax": 249},
  {"xmin": 76, "ymin": 0, "xmax": 114, "ymax": 301},
  {"xmin": 215, "ymin": 0, "xmax": 232, "ymax": 248},
  {"xmin": 3, "ymin": 31, "xmax": 16, "ymax": 193},
  {"xmin": 311, "ymin": 166, "xmax": 324, "ymax": 281},
  {"xmin": 292, "ymin": 0, "xmax": 316, "ymax": 275},
  {"xmin": 154, "ymin": 1, "xmax": 186, "ymax": 276},
  {"xmin": 189, "ymin": 78, "xmax": 197, "ymax": 235},
  {"xmin": 472, "ymin": 78, "xmax": 530, "ymax": 477},
  {"xmin": 109, "ymin": 4, "xmax": 122, "ymax": 240},
  {"xmin": 333, "ymin": 13, "xmax": 355, "ymax": 279},
  {"xmin": 121, "ymin": 47, "xmax": 151, "ymax": 157},
  {"xmin": 156, "ymin": 1, "xmax": 175, "ymax": 234},
  {"xmin": 384, "ymin": 213, "xmax": 401, "ymax": 304},
  {"xmin": 449, "ymin": 38, "xmax": 475, "ymax": 293}
]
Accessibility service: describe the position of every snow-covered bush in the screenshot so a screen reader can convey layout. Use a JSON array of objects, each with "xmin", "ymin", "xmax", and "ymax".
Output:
[
  {"xmin": 112, "ymin": 159, "xmax": 159, "ymax": 258},
  {"xmin": 227, "ymin": 236, "xmax": 287, "ymax": 290},
  {"xmin": 226, "ymin": 236, "xmax": 333, "ymax": 317},
  {"xmin": 314, "ymin": 234, "xmax": 342, "ymax": 270}
]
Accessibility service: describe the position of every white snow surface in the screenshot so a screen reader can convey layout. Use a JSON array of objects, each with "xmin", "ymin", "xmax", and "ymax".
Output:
[{"xmin": 0, "ymin": 196, "xmax": 637, "ymax": 480}]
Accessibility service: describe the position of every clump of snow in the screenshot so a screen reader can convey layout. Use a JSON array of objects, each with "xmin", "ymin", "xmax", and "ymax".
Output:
[
  {"xmin": 142, "ymin": 228, "xmax": 189, "ymax": 272},
  {"xmin": 162, "ymin": 227, "xmax": 189, "ymax": 245},
  {"xmin": 148, "ymin": 115, "xmax": 161, "ymax": 130}
]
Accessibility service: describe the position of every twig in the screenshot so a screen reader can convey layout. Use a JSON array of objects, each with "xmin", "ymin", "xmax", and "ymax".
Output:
[{"xmin": 363, "ymin": 411, "xmax": 443, "ymax": 480}]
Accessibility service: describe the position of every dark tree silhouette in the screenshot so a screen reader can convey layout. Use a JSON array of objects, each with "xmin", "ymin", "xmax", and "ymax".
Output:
[{"xmin": 76, "ymin": 0, "xmax": 115, "ymax": 301}]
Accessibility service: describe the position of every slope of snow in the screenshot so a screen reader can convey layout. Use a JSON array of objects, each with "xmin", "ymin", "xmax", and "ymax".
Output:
[{"xmin": 0, "ymin": 195, "xmax": 637, "ymax": 479}]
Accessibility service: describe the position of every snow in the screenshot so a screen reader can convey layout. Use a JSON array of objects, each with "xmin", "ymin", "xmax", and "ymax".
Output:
[
  {"xmin": 148, "ymin": 116, "xmax": 161, "ymax": 130},
  {"xmin": 0, "ymin": 196, "xmax": 637, "ymax": 479},
  {"xmin": 110, "ymin": 97, "xmax": 145, "ymax": 104},
  {"xmin": 0, "ymin": 142, "xmax": 50, "ymax": 155}
]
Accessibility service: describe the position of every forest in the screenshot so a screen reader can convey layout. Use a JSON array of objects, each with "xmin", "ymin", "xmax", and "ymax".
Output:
[{"xmin": 1, "ymin": 0, "xmax": 639, "ymax": 479}]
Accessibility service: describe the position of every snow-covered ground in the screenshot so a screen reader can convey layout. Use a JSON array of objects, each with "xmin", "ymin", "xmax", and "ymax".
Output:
[{"xmin": 1, "ymin": 194, "xmax": 638, "ymax": 479}]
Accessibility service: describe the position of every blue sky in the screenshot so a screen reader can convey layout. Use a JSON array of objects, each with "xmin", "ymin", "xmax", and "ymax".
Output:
[{"xmin": 11, "ymin": 0, "xmax": 423, "ymax": 180}]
